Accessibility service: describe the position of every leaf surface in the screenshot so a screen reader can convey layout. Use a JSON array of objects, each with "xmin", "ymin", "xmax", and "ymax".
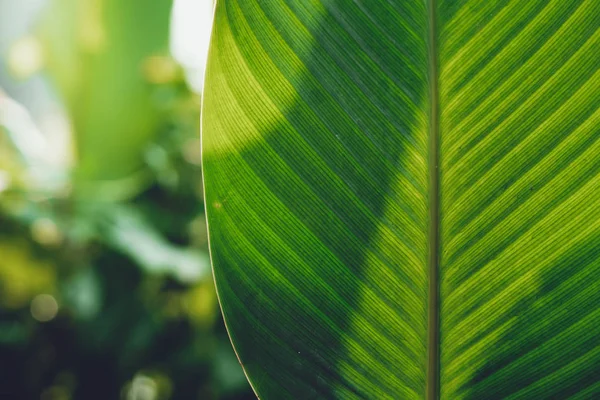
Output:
[{"xmin": 202, "ymin": 1, "xmax": 600, "ymax": 398}]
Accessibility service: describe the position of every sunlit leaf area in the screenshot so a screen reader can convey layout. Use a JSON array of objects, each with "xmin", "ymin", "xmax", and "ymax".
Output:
[
  {"xmin": 201, "ymin": 0, "xmax": 600, "ymax": 399},
  {"xmin": 0, "ymin": 0, "xmax": 253, "ymax": 398}
]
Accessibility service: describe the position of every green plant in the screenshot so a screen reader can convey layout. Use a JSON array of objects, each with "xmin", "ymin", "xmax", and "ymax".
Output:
[
  {"xmin": 0, "ymin": 0, "xmax": 255, "ymax": 398},
  {"xmin": 38, "ymin": 0, "xmax": 173, "ymax": 195},
  {"xmin": 201, "ymin": 1, "xmax": 600, "ymax": 399}
]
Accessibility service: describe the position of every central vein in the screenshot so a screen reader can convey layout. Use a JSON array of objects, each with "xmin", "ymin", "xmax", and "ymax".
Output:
[{"xmin": 426, "ymin": 0, "xmax": 440, "ymax": 398}]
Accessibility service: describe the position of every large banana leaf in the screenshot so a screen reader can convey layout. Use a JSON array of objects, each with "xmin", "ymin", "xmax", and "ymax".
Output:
[{"xmin": 202, "ymin": 1, "xmax": 600, "ymax": 398}]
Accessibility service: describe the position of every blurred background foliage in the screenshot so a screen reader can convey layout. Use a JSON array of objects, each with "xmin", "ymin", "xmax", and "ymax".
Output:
[{"xmin": 0, "ymin": 0, "xmax": 254, "ymax": 398}]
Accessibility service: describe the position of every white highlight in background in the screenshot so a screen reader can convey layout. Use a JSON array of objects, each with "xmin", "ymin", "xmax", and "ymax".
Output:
[{"xmin": 170, "ymin": 0, "xmax": 215, "ymax": 93}]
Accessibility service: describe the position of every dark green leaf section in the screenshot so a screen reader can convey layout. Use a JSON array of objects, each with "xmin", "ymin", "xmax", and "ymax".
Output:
[
  {"xmin": 438, "ymin": 0, "xmax": 600, "ymax": 398},
  {"xmin": 202, "ymin": 0, "xmax": 430, "ymax": 398}
]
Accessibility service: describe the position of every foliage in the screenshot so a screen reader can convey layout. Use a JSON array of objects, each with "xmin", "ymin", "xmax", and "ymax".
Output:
[
  {"xmin": 0, "ymin": 0, "xmax": 253, "ymax": 399},
  {"xmin": 202, "ymin": 1, "xmax": 600, "ymax": 399}
]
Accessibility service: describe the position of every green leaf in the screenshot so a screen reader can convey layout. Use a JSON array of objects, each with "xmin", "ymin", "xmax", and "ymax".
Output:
[
  {"xmin": 96, "ymin": 205, "xmax": 210, "ymax": 283},
  {"xmin": 37, "ymin": 0, "xmax": 173, "ymax": 188},
  {"xmin": 202, "ymin": 1, "xmax": 600, "ymax": 398}
]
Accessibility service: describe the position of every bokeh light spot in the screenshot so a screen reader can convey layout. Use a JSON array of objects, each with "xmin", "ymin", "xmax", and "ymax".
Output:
[{"xmin": 30, "ymin": 293, "xmax": 59, "ymax": 322}]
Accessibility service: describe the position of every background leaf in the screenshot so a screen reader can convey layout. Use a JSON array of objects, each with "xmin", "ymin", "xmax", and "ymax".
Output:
[{"xmin": 38, "ymin": 0, "xmax": 173, "ymax": 191}]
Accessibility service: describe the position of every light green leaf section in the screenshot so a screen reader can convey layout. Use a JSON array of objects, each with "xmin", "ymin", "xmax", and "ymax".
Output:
[
  {"xmin": 202, "ymin": 0, "xmax": 600, "ymax": 398},
  {"xmin": 38, "ymin": 0, "xmax": 172, "ymax": 185},
  {"xmin": 438, "ymin": 0, "xmax": 600, "ymax": 398}
]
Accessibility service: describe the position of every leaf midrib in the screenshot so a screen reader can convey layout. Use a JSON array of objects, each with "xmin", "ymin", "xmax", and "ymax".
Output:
[{"xmin": 427, "ymin": 0, "xmax": 440, "ymax": 399}]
